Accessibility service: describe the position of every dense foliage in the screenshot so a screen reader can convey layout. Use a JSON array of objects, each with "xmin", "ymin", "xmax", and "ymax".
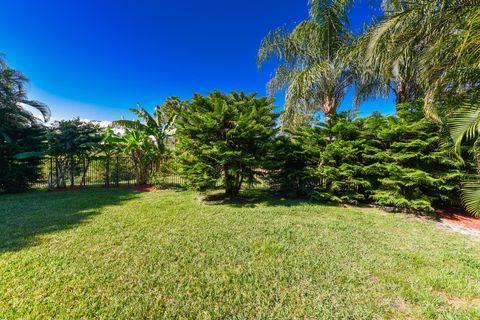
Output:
[
  {"xmin": 176, "ymin": 91, "xmax": 278, "ymax": 197},
  {"xmin": 47, "ymin": 118, "xmax": 103, "ymax": 188},
  {"xmin": 0, "ymin": 121, "xmax": 46, "ymax": 193},
  {"xmin": 0, "ymin": 57, "xmax": 50, "ymax": 193},
  {"xmin": 113, "ymin": 105, "xmax": 175, "ymax": 185},
  {"xmin": 3, "ymin": 0, "xmax": 480, "ymax": 216},
  {"xmin": 272, "ymin": 101, "xmax": 473, "ymax": 212},
  {"xmin": 258, "ymin": 0, "xmax": 480, "ymax": 214}
]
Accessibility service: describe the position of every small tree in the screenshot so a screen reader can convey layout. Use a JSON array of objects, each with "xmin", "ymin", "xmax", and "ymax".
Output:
[
  {"xmin": 113, "ymin": 105, "xmax": 173, "ymax": 185},
  {"xmin": 0, "ymin": 123, "xmax": 46, "ymax": 193},
  {"xmin": 312, "ymin": 114, "xmax": 371, "ymax": 204},
  {"xmin": 47, "ymin": 118, "xmax": 103, "ymax": 188},
  {"xmin": 176, "ymin": 91, "xmax": 278, "ymax": 197},
  {"xmin": 267, "ymin": 129, "xmax": 321, "ymax": 198}
]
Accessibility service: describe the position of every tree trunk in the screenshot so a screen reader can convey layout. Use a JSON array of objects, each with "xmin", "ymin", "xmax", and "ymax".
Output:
[
  {"xmin": 224, "ymin": 164, "xmax": 235, "ymax": 197},
  {"xmin": 137, "ymin": 164, "xmax": 148, "ymax": 186},
  {"xmin": 224, "ymin": 170, "xmax": 242, "ymax": 198},
  {"xmin": 105, "ymin": 156, "xmax": 110, "ymax": 187},
  {"xmin": 395, "ymin": 81, "xmax": 414, "ymax": 107},
  {"xmin": 69, "ymin": 156, "xmax": 75, "ymax": 188},
  {"xmin": 56, "ymin": 157, "xmax": 66, "ymax": 188},
  {"xmin": 323, "ymin": 96, "xmax": 338, "ymax": 117},
  {"xmin": 81, "ymin": 158, "xmax": 90, "ymax": 187}
]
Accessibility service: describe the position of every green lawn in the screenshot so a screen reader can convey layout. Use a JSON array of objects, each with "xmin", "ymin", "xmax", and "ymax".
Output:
[{"xmin": 1, "ymin": 189, "xmax": 480, "ymax": 319}]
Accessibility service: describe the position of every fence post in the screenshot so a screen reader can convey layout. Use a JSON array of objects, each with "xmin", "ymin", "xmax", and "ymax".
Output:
[
  {"xmin": 82, "ymin": 158, "xmax": 86, "ymax": 187},
  {"xmin": 105, "ymin": 156, "xmax": 110, "ymax": 188}
]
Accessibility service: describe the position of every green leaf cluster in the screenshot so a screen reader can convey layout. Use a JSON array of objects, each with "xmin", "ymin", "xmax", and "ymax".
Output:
[
  {"xmin": 47, "ymin": 118, "xmax": 103, "ymax": 188},
  {"xmin": 176, "ymin": 91, "xmax": 278, "ymax": 197},
  {"xmin": 274, "ymin": 101, "xmax": 474, "ymax": 211},
  {"xmin": 0, "ymin": 57, "xmax": 50, "ymax": 193}
]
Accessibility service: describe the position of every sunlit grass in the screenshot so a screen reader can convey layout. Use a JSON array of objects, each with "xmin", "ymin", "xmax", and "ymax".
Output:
[{"xmin": 1, "ymin": 189, "xmax": 479, "ymax": 319}]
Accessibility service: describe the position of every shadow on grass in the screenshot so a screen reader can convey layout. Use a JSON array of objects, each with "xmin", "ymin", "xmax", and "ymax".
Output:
[
  {"xmin": 198, "ymin": 189, "xmax": 316, "ymax": 208},
  {"xmin": 200, "ymin": 190, "xmax": 443, "ymax": 221},
  {"xmin": 0, "ymin": 188, "xmax": 140, "ymax": 253}
]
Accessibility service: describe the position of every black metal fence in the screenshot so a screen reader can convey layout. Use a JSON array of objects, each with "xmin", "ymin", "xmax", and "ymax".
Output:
[
  {"xmin": 32, "ymin": 156, "xmax": 185, "ymax": 189},
  {"xmin": 32, "ymin": 156, "xmax": 272, "ymax": 190}
]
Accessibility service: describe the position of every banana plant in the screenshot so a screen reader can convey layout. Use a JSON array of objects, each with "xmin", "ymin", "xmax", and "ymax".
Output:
[{"xmin": 113, "ymin": 105, "xmax": 175, "ymax": 185}]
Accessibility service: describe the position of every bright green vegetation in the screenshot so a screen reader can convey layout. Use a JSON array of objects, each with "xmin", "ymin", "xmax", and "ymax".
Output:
[
  {"xmin": 1, "ymin": 189, "xmax": 480, "ymax": 319},
  {"xmin": 176, "ymin": 91, "xmax": 278, "ymax": 197}
]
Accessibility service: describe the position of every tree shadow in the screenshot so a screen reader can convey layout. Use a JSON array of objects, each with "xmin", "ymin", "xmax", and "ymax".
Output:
[
  {"xmin": 0, "ymin": 188, "xmax": 140, "ymax": 253},
  {"xmin": 197, "ymin": 189, "xmax": 317, "ymax": 208},
  {"xmin": 202, "ymin": 191, "xmax": 451, "ymax": 221}
]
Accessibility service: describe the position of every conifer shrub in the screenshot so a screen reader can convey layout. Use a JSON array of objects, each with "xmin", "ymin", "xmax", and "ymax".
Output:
[
  {"xmin": 272, "ymin": 102, "xmax": 474, "ymax": 211},
  {"xmin": 176, "ymin": 91, "xmax": 278, "ymax": 197},
  {"xmin": 367, "ymin": 102, "xmax": 468, "ymax": 212},
  {"xmin": 0, "ymin": 123, "xmax": 46, "ymax": 193}
]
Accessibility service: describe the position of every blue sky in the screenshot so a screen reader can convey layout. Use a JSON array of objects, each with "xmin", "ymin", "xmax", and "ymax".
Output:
[{"xmin": 0, "ymin": 0, "xmax": 394, "ymax": 121}]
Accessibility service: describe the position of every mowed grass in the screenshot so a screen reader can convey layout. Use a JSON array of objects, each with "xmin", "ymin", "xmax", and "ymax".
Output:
[{"xmin": 1, "ymin": 189, "xmax": 480, "ymax": 319}]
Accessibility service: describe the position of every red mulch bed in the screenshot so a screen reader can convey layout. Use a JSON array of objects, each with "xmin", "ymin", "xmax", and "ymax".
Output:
[
  {"xmin": 436, "ymin": 209, "xmax": 480, "ymax": 231},
  {"xmin": 126, "ymin": 186, "xmax": 166, "ymax": 192}
]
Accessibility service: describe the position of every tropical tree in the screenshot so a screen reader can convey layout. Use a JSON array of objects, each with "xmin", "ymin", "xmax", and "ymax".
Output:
[
  {"xmin": 269, "ymin": 102, "xmax": 470, "ymax": 211},
  {"xmin": 0, "ymin": 56, "xmax": 50, "ymax": 192},
  {"xmin": 92, "ymin": 127, "xmax": 124, "ymax": 187},
  {"xmin": 176, "ymin": 91, "xmax": 278, "ymax": 197},
  {"xmin": 257, "ymin": 0, "xmax": 354, "ymax": 129},
  {"xmin": 155, "ymin": 96, "xmax": 188, "ymax": 147},
  {"xmin": 350, "ymin": 8, "xmax": 422, "ymax": 108},
  {"xmin": 47, "ymin": 118, "xmax": 103, "ymax": 188},
  {"xmin": 364, "ymin": 0, "xmax": 480, "ymax": 214},
  {"xmin": 0, "ymin": 56, "xmax": 50, "ymax": 137},
  {"xmin": 113, "ymin": 105, "xmax": 174, "ymax": 185}
]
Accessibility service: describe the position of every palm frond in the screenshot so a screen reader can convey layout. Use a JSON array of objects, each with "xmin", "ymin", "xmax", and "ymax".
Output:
[
  {"xmin": 448, "ymin": 98, "xmax": 480, "ymax": 149},
  {"xmin": 20, "ymin": 99, "xmax": 51, "ymax": 122},
  {"xmin": 461, "ymin": 180, "xmax": 480, "ymax": 216},
  {"xmin": 112, "ymin": 119, "xmax": 147, "ymax": 131},
  {"xmin": 258, "ymin": 0, "xmax": 353, "ymax": 125}
]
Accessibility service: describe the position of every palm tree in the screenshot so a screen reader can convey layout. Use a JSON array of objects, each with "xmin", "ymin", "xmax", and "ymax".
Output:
[
  {"xmin": 364, "ymin": 0, "xmax": 480, "ymax": 213},
  {"xmin": 361, "ymin": 0, "xmax": 479, "ymax": 118},
  {"xmin": 257, "ymin": 0, "xmax": 354, "ymax": 129},
  {"xmin": 0, "ymin": 56, "xmax": 50, "ymax": 192},
  {"xmin": 350, "ymin": 13, "xmax": 422, "ymax": 108},
  {"xmin": 0, "ymin": 56, "xmax": 50, "ymax": 140}
]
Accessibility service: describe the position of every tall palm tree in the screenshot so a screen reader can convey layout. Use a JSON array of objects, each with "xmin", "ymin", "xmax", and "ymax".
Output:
[
  {"xmin": 361, "ymin": 0, "xmax": 479, "ymax": 118},
  {"xmin": 365, "ymin": 0, "xmax": 480, "ymax": 213},
  {"xmin": 0, "ymin": 56, "xmax": 50, "ymax": 141},
  {"xmin": 350, "ymin": 12, "xmax": 422, "ymax": 108},
  {"xmin": 257, "ymin": 0, "xmax": 354, "ymax": 129}
]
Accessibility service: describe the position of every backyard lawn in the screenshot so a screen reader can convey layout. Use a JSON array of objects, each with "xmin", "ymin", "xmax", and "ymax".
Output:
[{"xmin": 1, "ymin": 189, "xmax": 480, "ymax": 319}]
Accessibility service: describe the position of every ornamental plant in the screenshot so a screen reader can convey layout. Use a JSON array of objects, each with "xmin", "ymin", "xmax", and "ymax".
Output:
[{"xmin": 176, "ymin": 91, "xmax": 278, "ymax": 197}]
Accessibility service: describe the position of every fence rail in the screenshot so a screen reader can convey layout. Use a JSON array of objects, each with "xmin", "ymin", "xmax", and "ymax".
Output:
[{"xmin": 32, "ymin": 156, "xmax": 272, "ymax": 190}]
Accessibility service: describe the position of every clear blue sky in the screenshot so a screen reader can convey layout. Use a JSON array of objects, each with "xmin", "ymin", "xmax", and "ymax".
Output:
[{"xmin": 0, "ymin": 0, "xmax": 394, "ymax": 121}]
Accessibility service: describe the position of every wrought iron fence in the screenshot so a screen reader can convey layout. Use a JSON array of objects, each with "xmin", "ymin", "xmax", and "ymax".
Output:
[
  {"xmin": 32, "ymin": 156, "xmax": 183, "ymax": 189},
  {"xmin": 32, "ymin": 156, "xmax": 273, "ymax": 190}
]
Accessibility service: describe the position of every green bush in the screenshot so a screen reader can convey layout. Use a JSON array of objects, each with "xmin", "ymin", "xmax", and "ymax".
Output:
[
  {"xmin": 273, "ymin": 101, "xmax": 474, "ymax": 211},
  {"xmin": 176, "ymin": 91, "xmax": 278, "ymax": 197},
  {"xmin": 0, "ymin": 124, "xmax": 46, "ymax": 193}
]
